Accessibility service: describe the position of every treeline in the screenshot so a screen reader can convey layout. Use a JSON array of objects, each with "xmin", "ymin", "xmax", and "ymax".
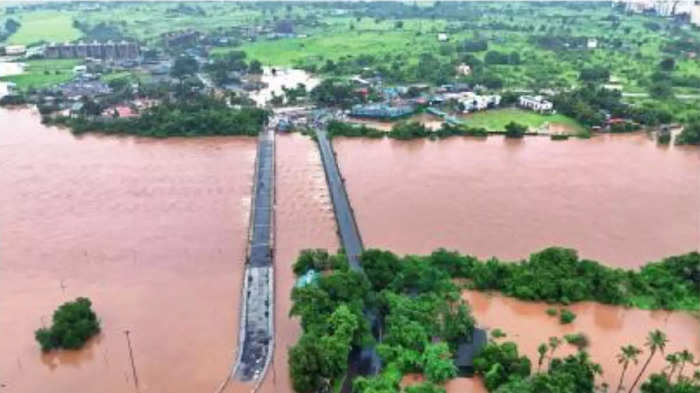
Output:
[
  {"xmin": 553, "ymin": 86, "xmax": 672, "ymax": 127},
  {"xmin": 45, "ymin": 94, "xmax": 269, "ymax": 138},
  {"xmin": 327, "ymin": 120, "xmax": 490, "ymax": 140},
  {"xmin": 0, "ymin": 18, "xmax": 20, "ymax": 42},
  {"xmin": 289, "ymin": 248, "xmax": 476, "ymax": 393},
  {"xmin": 677, "ymin": 118, "xmax": 700, "ymax": 145}
]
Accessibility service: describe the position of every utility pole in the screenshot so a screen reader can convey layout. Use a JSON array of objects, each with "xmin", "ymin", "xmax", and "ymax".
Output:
[{"xmin": 124, "ymin": 330, "xmax": 139, "ymax": 391}]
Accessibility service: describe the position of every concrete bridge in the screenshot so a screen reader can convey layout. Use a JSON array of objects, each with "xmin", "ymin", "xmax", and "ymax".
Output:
[
  {"xmin": 225, "ymin": 125, "xmax": 276, "ymax": 389},
  {"xmin": 315, "ymin": 127, "xmax": 381, "ymax": 390}
]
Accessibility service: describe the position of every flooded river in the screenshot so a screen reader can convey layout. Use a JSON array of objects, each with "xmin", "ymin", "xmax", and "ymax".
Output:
[
  {"xmin": 334, "ymin": 133, "xmax": 700, "ymax": 268},
  {"xmin": 334, "ymin": 132, "xmax": 700, "ymax": 391},
  {"xmin": 464, "ymin": 290, "xmax": 700, "ymax": 390},
  {"xmin": 0, "ymin": 108, "xmax": 256, "ymax": 393}
]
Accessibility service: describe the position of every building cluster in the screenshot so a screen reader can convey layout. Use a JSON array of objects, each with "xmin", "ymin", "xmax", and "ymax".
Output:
[
  {"xmin": 162, "ymin": 30, "xmax": 201, "ymax": 48},
  {"xmin": 45, "ymin": 41, "xmax": 140, "ymax": 60},
  {"xmin": 615, "ymin": 0, "xmax": 700, "ymax": 25},
  {"xmin": 518, "ymin": 95, "xmax": 554, "ymax": 113}
]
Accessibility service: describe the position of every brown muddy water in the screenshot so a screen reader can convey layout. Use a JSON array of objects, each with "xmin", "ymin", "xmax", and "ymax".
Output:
[
  {"xmin": 334, "ymin": 133, "xmax": 700, "ymax": 391},
  {"xmin": 0, "ymin": 108, "xmax": 256, "ymax": 393},
  {"xmin": 256, "ymin": 133, "xmax": 339, "ymax": 393},
  {"xmin": 334, "ymin": 133, "xmax": 700, "ymax": 268},
  {"xmin": 464, "ymin": 290, "xmax": 700, "ymax": 390}
]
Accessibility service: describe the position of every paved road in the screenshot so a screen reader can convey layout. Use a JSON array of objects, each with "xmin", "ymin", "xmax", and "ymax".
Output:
[
  {"xmin": 232, "ymin": 126, "xmax": 275, "ymax": 383},
  {"xmin": 315, "ymin": 128, "xmax": 364, "ymax": 269}
]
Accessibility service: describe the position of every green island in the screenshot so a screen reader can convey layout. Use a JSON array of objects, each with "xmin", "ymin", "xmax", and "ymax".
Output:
[
  {"xmin": 289, "ymin": 247, "xmax": 699, "ymax": 393},
  {"xmin": 35, "ymin": 297, "xmax": 100, "ymax": 352}
]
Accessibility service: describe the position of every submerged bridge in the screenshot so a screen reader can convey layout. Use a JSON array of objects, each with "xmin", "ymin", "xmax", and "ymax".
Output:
[
  {"xmin": 315, "ymin": 127, "xmax": 381, "ymax": 388},
  {"xmin": 225, "ymin": 125, "xmax": 276, "ymax": 389}
]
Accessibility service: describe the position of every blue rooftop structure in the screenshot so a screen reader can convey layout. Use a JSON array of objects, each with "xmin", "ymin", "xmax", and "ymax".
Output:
[{"xmin": 350, "ymin": 103, "xmax": 415, "ymax": 119}]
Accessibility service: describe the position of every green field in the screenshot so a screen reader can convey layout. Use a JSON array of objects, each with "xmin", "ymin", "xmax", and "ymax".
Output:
[
  {"xmin": 459, "ymin": 108, "xmax": 586, "ymax": 133},
  {"xmin": 6, "ymin": 11, "xmax": 81, "ymax": 45},
  {"xmin": 0, "ymin": 59, "xmax": 82, "ymax": 89}
]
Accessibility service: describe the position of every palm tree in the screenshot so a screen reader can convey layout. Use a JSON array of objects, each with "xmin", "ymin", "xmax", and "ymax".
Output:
[
  {"xmin": 616, "ymin": 345, "xmax": 642, "ymax": 392},
  {"xmin": 677, "ymin": 350, "xmax": 694, "ymax": 381},
  {"xmin": 537, "ymin": 343, "xmax": 548, "ymax": 372},
  {"xmin": 664, "ymin": 352, "xmax": 680, "ymax": 381},
  {"xmin": 549, "ymin": 336, "xmax": 562, "ymax": 358},
  {"xmin": 628, "ymin": 330, "xmax": 668, "ymax": 393},
  {"xmin": 693, "ymin": 370, "xmax": 700, "ymax": 386}
]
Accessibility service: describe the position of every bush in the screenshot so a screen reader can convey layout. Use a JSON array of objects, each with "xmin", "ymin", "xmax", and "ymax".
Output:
[
  {"xmin": 559, "ymin": 309, "xmax": 576, "ymax": 324},
  {"xmin": 564, "ymin": 333, "xmax": 589, "ymax": 350},
  {"xmin": 546, "ymin": 308, "xmax": 558, "ymax": 316},
  {"xmin": 550, "ymin": 134, "xmax": 569, "ymax": 140},
  {"xmin": 35, "ymin": 297, "xmax": 100, "ymax": 352},
  {"xmin": 491, "ymin": 328, "xmax": 506, "ymax": 338},
  {"xmin": 505, "ymin": 121, "xmax": 527, "ymax": 138}
]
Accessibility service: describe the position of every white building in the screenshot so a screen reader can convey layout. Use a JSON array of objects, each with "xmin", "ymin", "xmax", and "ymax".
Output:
[
  {"xmin": 4, "ymin": 45, "xmax": 26, "ymax": 56},
  {"xmin": 455, "ymin": 63, "xmax": 471, "ymax": 76},
  {"xmin": 519, "ymin": 95, "xmax": 553, "ymax": 112},
  {"xmin": 587, "ymin": 38, "xmax": 598, "ymax": 49},
  {"xmin": 459, "ymin": 92, "xmax": 501, "ymax": 112},
  {"xmin": 615, "ymin": 0, "xmax": 694, "ymax": 16},
  {"xmin": 692, "ymin": 3, "xmax": 700, "ymax": 26},
  {"xmin": 437, "ymin": 33, "xmax": 448, "ymax": 42}
]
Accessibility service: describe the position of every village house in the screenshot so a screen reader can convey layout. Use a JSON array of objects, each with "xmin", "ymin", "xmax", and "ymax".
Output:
[
  {"xmin": 458, "ymin": 92, "xmax": 501, "ymax": 112},
  {"xmin": 4, "ymin": 45, "xmax": 26, "ymax": 56},
  {"xmin": 455, "ymin": 63, "xmax": 471, "ymax": 76},
  {"xmin": 519, "ymin": 95, "xmax": 554, "ymax": 112},
  {"xmin": 437, "ymin": 33, "xmax": 449, "ymax": 42},
  {"xmin": 350, "ymin": 103, "xmax": 415, "ymax": 119}
]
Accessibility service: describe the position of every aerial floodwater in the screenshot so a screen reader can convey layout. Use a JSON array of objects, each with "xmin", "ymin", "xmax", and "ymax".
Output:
[
  {"xmin": 334, "ymin": 134, "xmax": 700, "ymax": 267},
  {"xmin": 333, "ymin": 134, "xmax": 700, "ymax": 391},
  {"xmin": 0, "ymin": 108, "xmax": 257, "ymax": 393}
]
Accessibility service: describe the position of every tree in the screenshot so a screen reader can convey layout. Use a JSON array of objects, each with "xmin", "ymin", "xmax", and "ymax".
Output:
[
  {"xmin": 248, "ymin": 59, "xmax": 263, "ymax": 74},
  {"xmin": 617, "ymin": 345, "xmax": 642, "ymax": 392},
  {"xmin": 422, "ymin": 342, "xmax": 457, "ymax": 384},
  {"xmin": 395, "ymin": 20, "xmax": 404, "ymax": 29},
  {"xmin": 538, "ymin": 343, "xmax": 548, "ymax": 372},
  {"xmin": 629, "ymin": 330, "xmax": 669, "ymax": 393},
  {"xmin": 677, "ymin": 120, "xmax": 700, "ymax": 145},
  {"xmin": 676, "ymin": 350, "xmax": 694, "ymax": 381},
  {"xmin": 505, "ymin": 121, "xmax": 527, "ymax": 138},
  {"xmin": 649, "ymin": 82, "xmax": 673, "ymax": 99},
  {"xmin": 35, "ymin": 297, "xmax": 100, "ymax": 352},
  {"xmin": 171, "ymin": 55, "xmax": 199, "ymax": 81},
  {"xmin": 549, "ymin": 336, "xmax": 562, "ymax": 358},
  {"xmin": 666, "ymin": 353, "xmax": 681, "ymax": 381},
  {"xmin": 659, "ymin": 57, "xmax": 675, "ymax": 71}
]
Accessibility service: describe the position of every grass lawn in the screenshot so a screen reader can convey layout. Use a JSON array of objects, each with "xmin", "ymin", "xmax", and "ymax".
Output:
[
  {"xmin": 459, "ymin": 108, "xmax": 586, "ymax": 133},
  {"xmin": 0, "ymin": 59, "xmax": 82, "ymax": 90},
  {"xmin": 6, "ymin": 11, "xmax": 81, "ymax": 45}
]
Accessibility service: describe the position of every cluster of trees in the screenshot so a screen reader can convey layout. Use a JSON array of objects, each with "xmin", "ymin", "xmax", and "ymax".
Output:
[
  {"xmin": 422, "ymin": 246, "xmax": 699, "ymax": 310},
  {"xmin": 677, "ymin": 117, "xmax": 700, "ymax": 145},
  {"xmin": 579, "ymin": 66, "xmax": 610, "ymax": 83},
  {"xmin": 72, "ymin": 20, "xmax": 125, "ymax": 41},
  {"xmin": 45, "ymin": 93, "xmax": 269, "ymax": 137},
  {"xmin": 310, "ymin": 79, "xmax": 359, "ymax": 108},
  {"xmin": 327, "ymin": 121, "xmax": 490, "ymax": 141},
  {"xmin": 484, "ymin": 51, "xmax": 521, "ymax": 65},
  {"xmin": 0, "ymin": 18, "xmax": 20, "ymax": 42},
  {"xmin": 289, "ymin": 247, "xmax": 476, "ymax": 393},
  {"xmin": 205, "ymin": 50, "xmax": 262, "ymax": 86},
  {"xmin": 35, "ymin": 297, "xmax": 100, "ymax": 352},
  {"xmin": 553, "ymin": 86, "xmax": 672, "ymax": 127}
]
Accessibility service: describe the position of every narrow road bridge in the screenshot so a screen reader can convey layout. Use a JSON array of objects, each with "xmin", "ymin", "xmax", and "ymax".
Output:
[
  {"xmin": 227, "ymin": 125, "xmax": 276, "ymax": 387},
  {"xmin": 315, "ymin": 127, "xmax": 381, "ymax": 389}
]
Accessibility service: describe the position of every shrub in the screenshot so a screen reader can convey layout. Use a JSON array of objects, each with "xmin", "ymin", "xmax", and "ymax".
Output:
[
  {"xmin": 505, "ymin": 121, "xmax": 527, "ymax": 138},
  {"xmin": 564, "ymin": 333, "xmax": 590, "ymax": 350},
  {"xmin": 559, "ymin": 309, "xmax": 576, "ymax": 324},
  {"xmin": 35, "ymin": 297, "xmax": 100, "ymax": 352},
  {"xmin": 546, "ymin": 308, "xmax": 558, "ymax": 316},
  {"xmin": 491, "ymin": 328, "xmax": 507, "ymax": 338}
]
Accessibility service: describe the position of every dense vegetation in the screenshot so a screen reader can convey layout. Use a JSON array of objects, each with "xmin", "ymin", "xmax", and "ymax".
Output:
[
  {"xmin": 677, "ymin": 118, "xmax": 700, "ymax": 145},
  {"xmin": 44, "ymin": 94, "xmax": 269, "ymax": 138},
  {"xmin": 288, "ymin": 248, "xmax": 475, "ymax": 393},
  {"xmin": 289, "ymin": 247, "xmax": 699, "ymax": 392},
  {"xmin": 326, "ymin": 120, "xmax": 490, "ymax": 140},
  {"xmin": 35, "ymin": 297, "xmax": 100, "ymax": 352}
]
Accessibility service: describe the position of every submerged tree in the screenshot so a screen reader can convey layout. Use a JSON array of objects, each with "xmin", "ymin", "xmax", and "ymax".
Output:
[
  {"xmin": 616, "ymin": 345, "xmax": 642, "ymax": 392},
  {"xmin": 628, "ymin": 330, "xmax": 668, "ymax": 393}
]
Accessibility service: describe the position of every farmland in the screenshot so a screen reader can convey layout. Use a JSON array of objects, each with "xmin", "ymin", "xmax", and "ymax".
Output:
[{"xmin": 0, "ymin": 59, "xmax": 81, "ymax": 89}]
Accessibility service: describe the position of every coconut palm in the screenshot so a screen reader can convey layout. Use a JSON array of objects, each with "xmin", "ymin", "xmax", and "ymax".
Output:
[
  {"xmin": 628, "ymin": 329, "xmax": 668, "ymax": 393},
  {"xmin": 616, "ymin": 345, "xmax": 642, "ymax": 392},
  {"xmin": 549, "ymin": 336, "xmax": 562, "ymax": 358},
  {"xmin": 537, "ymin": 343, "xmax": 548, "ymax": 372},
  {"xmin": 677, "ymin": 350, "xmax": 695, "ymax": 381},
  {"xmin": 664, "ymin": 352, "xmax": 680, "ymax": 381}
]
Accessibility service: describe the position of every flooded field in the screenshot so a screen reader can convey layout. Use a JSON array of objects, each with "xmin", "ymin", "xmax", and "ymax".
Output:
[
  {"xmin": 465, "ymin": 290, "xmax": 700, "ymax": 389},
  {"xmin": 0, "ymin": 108, "xmax": 256, "ymax": 393},
  {"xmin": 257, "ymin": 133, "xmax": 338, "ymax": 393},
  {"xmin": 250, "ymin": 67, "xmax": 319, "ymax": 106},
  {"xmin": 334, "ymin": 133, "xmax": 700, "ymax": 268}
]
